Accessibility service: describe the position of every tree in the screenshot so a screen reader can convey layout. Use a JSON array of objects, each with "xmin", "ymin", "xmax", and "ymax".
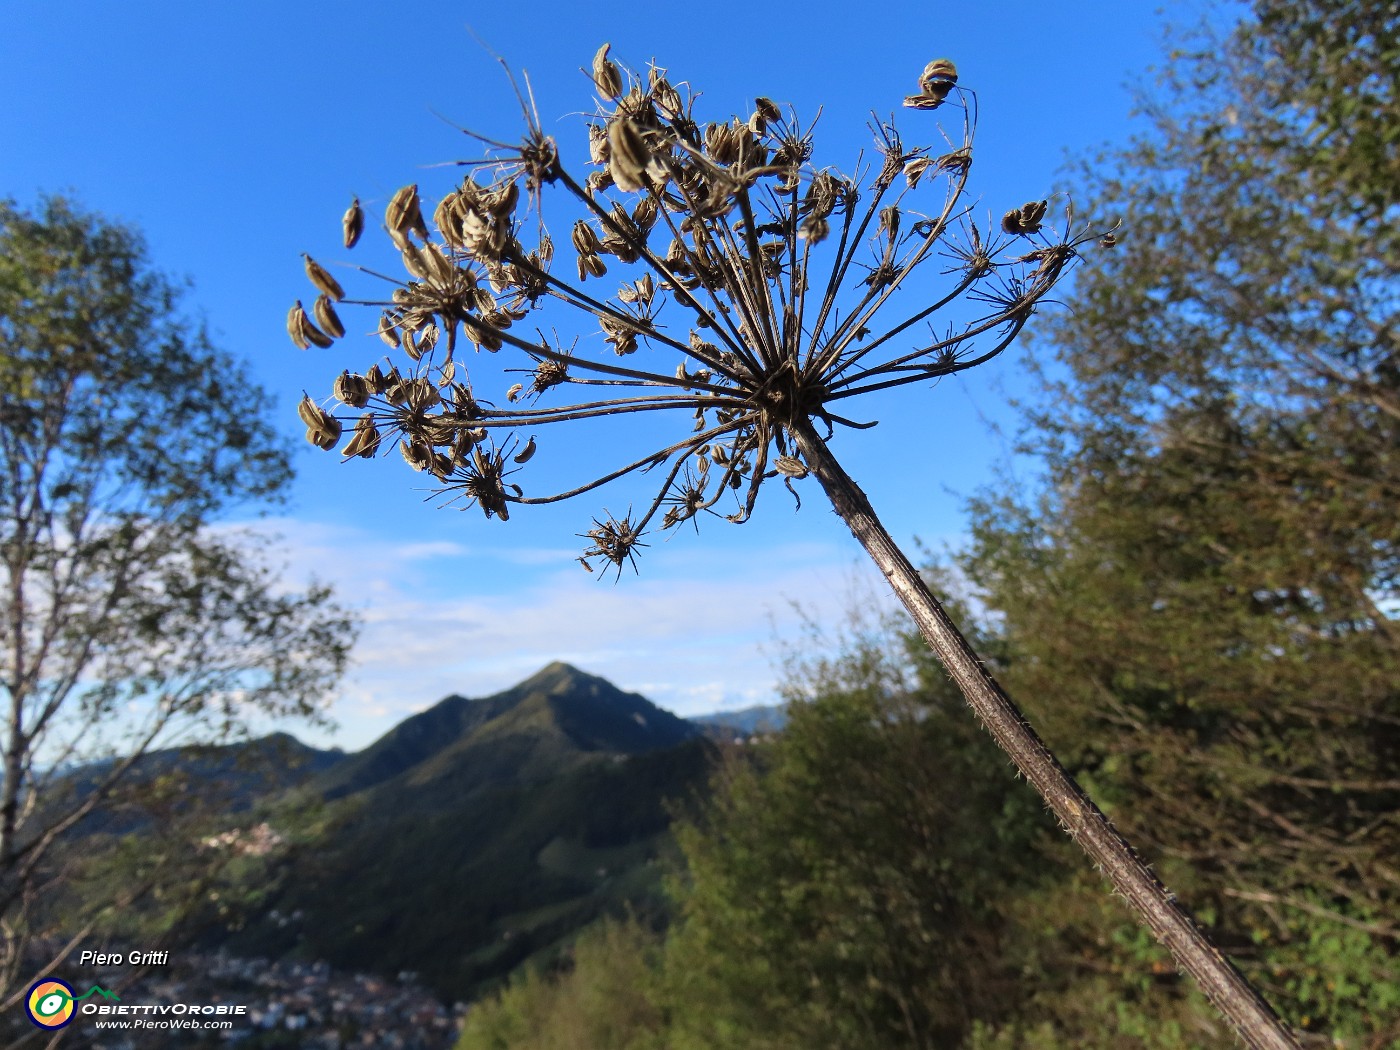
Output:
[
  {"xmin": 960, "ymin": 1, "xmax": 1400, "ymax": 1042},
  {"xmin": 290, "ymin": 45, "xmax": 1297, "ymax": 1046},
  {"xmin": 0, "ymin": 197, "xmax": 354, "ymax": 1012},
  {"xmin": 664, "ymin": 598, "xmax": 1055, "ymax": 1050},
  {"xmin": 456, "ymin": 917, "xmax": 668, "ymax": 1050}
]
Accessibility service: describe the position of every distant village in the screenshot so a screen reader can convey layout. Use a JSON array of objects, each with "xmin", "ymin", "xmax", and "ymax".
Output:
[{"xmin": 58, "ymin": 948, "xmax": 466, "ymax": 1049}]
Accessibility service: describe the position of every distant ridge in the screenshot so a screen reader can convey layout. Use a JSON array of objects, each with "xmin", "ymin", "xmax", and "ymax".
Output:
[
  {"xmin": 314, "ymin": 661, "xmax": 698, "ymax": 805},
  {"xmin": 691, "ymin": 703, "xmax": 788, "ymax": 736}
]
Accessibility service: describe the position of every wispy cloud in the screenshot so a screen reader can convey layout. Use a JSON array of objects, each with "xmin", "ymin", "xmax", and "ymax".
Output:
[{"xmin": 223, "ymin": 517, "xmax": 890, "ymax": 750}]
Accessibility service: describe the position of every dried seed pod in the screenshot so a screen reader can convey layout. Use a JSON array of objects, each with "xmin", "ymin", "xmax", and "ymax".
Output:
[
  {"xmin": 365, "ymin": 363, "xmax": 388, "ymax": 393},
  {"xmin": 400, "ymin": 439, "xmax": 433, "ymax": 472},
  {"xmin": 919, "ymin": 58, "xmax": 959, "ymax": 91},
  {"xmin": 405, "ymin": 378, "xmax": 441, "ymax": 411},
  {"xmin": 342, "ymin": 197, "xmax": 364, "ymax": 249},
  {"xmin": 343, "ymin": 413, "xmax": 381, "ymax": 458},
  {"xmin": 451, "ymin": 429, "xmax": 476, "ymax": 465},
  {"xmin": 902, "ymin": 157, "xmax": 933, "ymax": 189},
  {"xmin": 313, "ymin": 294, "xmax": 345, "ymax": 339},
  {"xmin": 377, "ymin": 313, "xmax": 401, "ymax": 349},
  {"xmin": 506, "ymin": 383, "xmax": 524, "ymax": 402},
  {"xmin": 592, "ymin": 43, "xmax": 624, "ymax": 101},
  {"xmin": 488, "ymin": 180, "xmax": 520, "ymax": 220},
  {"xmin": 297, "ymin": 395, "xmax": 341, "ymax": 450},
  {"xmin": 571, "ymin": 220, "xmax": 601, "ymax": 255},
  {"xmin": 754, "ymin": 96, "xmax": 781, "ymax": 123},
  {"xmin": 289, "ymin": 300, "xmax": 334, "ymax": 348},
  {"xmin": 1100, "ymin": 231, "xmax": 1117, "ymax": 249},
  {"xmin": 902, "ymin": 80, "xmax": 956, "ymax": 111},
  {"xmin": 401, "ymin": 243, "xmax": 431, "ymax": 281},
  {"xmin": 631, "ymin": 196, "xmax": 658, "ymax": 232},
  {"xmin": 1020, "ymin": 199, "xmax": 1048, "ymax": 232},
  {"xmin": 774, "ymin": 455, "xmax": 809, "ymax": 479},
  {"xmin": 302, "ymin": 254, "xmax": 344, "ymax": 301},
  {"xmin": 607, "ymin": 118, "xmax": 649, "ymax": 192},
  {"xmin": 513, "ymin": 436, "xmax": 537, "ymax": 464},
  {"xmin": 651, "ymin": 77, "xmax": 683, "ymax": 120},
  {"xmin": 386, "ymin": 184, "xmax": 427, "ymax": 243},
  {"xmin": 287, "ymin": 301, "xmax": 311, "ymax": 350},
  {"xmin": 588, "ymin": 123, "xmax": 610, "ymax": 166},
  {"xmin": 333, "ymin": 370, "xmax": 370, "ymax": 408},
  {"xmin": 1001, "ymin": 199, "xmax": 1048, "ymax": 236}
]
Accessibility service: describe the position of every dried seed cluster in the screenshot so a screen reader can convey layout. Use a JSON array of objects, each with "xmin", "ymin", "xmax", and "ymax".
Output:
[{"xmin": 288, "ymin": 49, "xmax": 1110, "ymax": 576}]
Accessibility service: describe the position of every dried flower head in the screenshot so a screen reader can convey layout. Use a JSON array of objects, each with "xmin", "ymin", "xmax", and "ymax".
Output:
[{"xmin": 289, "ymin": 47, "xmax": 1107, "ymax": 572}]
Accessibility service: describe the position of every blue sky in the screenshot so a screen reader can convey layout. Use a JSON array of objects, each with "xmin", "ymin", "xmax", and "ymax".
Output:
[{"xmin": 2, "ymin": 2, "xmax": 1217, "ymax": 750}]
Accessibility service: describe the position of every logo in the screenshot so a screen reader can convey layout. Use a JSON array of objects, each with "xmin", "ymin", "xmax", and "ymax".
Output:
[{"xmin": 24, "ymin": 979, "xmax": 120, "ymax": 1029}]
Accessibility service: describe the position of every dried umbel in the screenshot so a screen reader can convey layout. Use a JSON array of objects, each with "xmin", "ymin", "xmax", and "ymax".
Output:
[
  {"xmin": 284, "ymin": 48, "xmax": 1301, "ymax": 1047},
  {"xmin": 288, "ymin": 48, "xmax": 1106, "ymax": 562}
]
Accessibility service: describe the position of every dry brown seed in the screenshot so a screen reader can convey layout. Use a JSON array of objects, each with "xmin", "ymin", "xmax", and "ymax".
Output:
[
  {"xmin": 919, "ymin": 58, "xmax": 959, "ymax": 91},
  {"xmin": 302, "ymin": 254, "xmax": 344, "ymax": 301},
  {"xmin": 401, "ymin": 243, "xmax": 430, "ymax": 281},
  {"xmin": 342, "ymin": 197, "xmax": 364, "ymax": 249},
  {"xmin": 333, "ymin": 370, "xmax": 370, "ymax": 408},
  {"xmin": 287, "ymin": 302, "xmax": 311, "ymax": 350},
  {"xmin": 755, "ymin": 96, "xmax": 781, "ymax": 123},
  {"xmin": 401, "ymin": 439, "xmax": 433, "ymax": 472},
  {"xmin": 378, "ymin": 313, "xmax": 401, "ymax": 349},
  {"xmin": 774, "ymin": 455, "xmax": 808, "ymax": 478},
  {"xmin": 296, "ymin": 393, "xmax": 319, "ymax": 429},
  {"xmin": 652, "ymin": 78, "xmax": 683, "ymax": 120},
  {"xmin": 903, "ymin": 157, "xmax": 934, "ymax": 189},
  {"xmin": 386, "ymin": 184, "xmax": 426, "ymax": 241},
  {"xmin": 571, "ymin": 220, "xmax": 601, "ymax": 255},
  {"xmin": 513, "ymin": 436, "xmax": 537, "ymax": 464},
  {"xmin": 592, "ymin": 43, "xmax": 624, "ymax": 100},
  {"xmin": 343, "ymin": 414, "xmax": 381, "ymax": 459},
  {"xmin": 607, "ymin": 118, "xmax": 649, "ymax": 192},
  {"xmin": 1100, "ymin": 231, "xmax": 1117, "ymax": 249},
  {"xmin": 313, "ymin": 294, "xmax": 345, "ymax": 339},
  {"xmin": 1020, "ymin": 199, "xmax": 1048, "ymax": 233},
  {"xmin": 506, "ymin": 383, "xmax": 524, "ymax": 402},
  {"xmin": 297, "ymin": 395, "xmax": 341, "ymax": 449},
  {"xmin": 365, "ymin": 363, "xmax": 387, "ymax": 393},
  {"xmin": 488, "ymin": 180, "xmax": 520, "ymax": 220},
  {"xmin": 302, "ymin": 314, "xmax": 334, "ymax": 349},
  {"xmin": 406, "ymin": 378, "xmax": 441, "ymax": 411}
]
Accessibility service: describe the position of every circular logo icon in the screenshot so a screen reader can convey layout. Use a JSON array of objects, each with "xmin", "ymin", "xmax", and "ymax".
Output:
[{"xmin": 25, "ymin": 978, "xmax": 76, "ymax": 1029}]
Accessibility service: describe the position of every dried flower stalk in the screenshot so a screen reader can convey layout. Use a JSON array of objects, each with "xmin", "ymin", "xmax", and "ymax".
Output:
[{"xmin": 287, "ymin": 50, "xmax": 1299, "ymax": 1050}]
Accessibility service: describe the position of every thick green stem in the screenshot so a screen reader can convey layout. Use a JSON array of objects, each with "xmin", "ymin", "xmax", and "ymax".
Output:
[{"xmin": 790, "ymin": 416, "xmax": 1300, "ymax": 1050}]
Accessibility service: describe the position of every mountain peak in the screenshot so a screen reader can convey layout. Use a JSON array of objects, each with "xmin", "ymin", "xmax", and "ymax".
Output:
[
  {"xmin": 315, "ymin": 663, "xmax": 696, "ymax": 802},
  {"xmin": 518, "ymin": 661, "xmax": 590, "ymax": 689}
]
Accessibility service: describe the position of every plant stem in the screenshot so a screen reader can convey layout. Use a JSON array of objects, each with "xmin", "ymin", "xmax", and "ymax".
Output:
[{"xmin": 790, "ymin": 416, "xmax": 1301, "ymax": 1050}]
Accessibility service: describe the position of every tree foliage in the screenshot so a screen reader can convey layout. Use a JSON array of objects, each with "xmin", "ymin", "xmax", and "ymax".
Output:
[
  {"xmin": 663, "ymin": 600, "xmax": 1055, "ymax": 1050},
  {"xmin": 959, "ymin": 0, "xmax": 1400, "ymax": 1042},
  {"xmin": 0, "ymin": 197, "xmax": 354, "ymax": 1007}
]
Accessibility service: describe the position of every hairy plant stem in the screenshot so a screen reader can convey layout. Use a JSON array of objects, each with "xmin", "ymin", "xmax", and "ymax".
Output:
[{"xmin": 790, "ymin": 415, "xmax": 1301, "ymax": 1050}]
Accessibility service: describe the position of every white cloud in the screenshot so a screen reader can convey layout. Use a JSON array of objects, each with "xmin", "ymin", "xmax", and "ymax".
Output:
[{"xmin": 222, "ymin": 516, "xmax": 892, "ymax": 751}]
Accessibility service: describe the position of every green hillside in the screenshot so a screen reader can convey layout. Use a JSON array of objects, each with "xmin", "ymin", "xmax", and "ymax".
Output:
[{"xmin": 224, "ymin": 663, "xmax": 713, "ymax": 1000}]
